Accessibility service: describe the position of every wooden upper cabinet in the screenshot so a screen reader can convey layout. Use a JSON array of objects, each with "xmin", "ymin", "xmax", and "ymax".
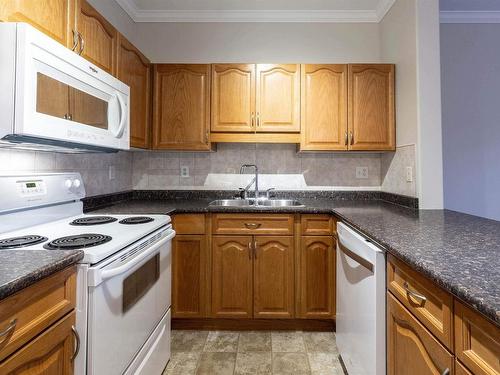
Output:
[
  {"xmin": 299, "ymin": 236, "xmax": 336, "ymax": 319},
  {"xmin": 75, "ymin": 0, "xmax": 118, "ymax": 75},
  {"xmin": 348, "ymin": 64, "xmax": 395, "ymax": 150},
  {"xmin": 0, "ymin": 0, "xmax": 75, "ymax": 48},
  {"xmin": 253, "ymin": 236, "xmax": 294, "ymax": 319},
  {"xmin": 387, "ymin": 293, "xmax": 454, "ymax": 375},
  {"xmin": 212, "ymin": 236, "xmax": 253, "ymax": 318},
  {"xmin": 117, "ymin": 33, "xmax": 151, "ymax": 149},
  {"xmin": 153, "ymin": 64, "xmax": 211, "ymax": 150},
  {"xmin": 300, "ymin": 64, "xmax": 348, "ymax": 151},
  {"xmin": 211, "ymin": 64, "xmax": 255, "ymax": 132},
  {"xmin": 256, "ymin": 64, "xmax": 300, "ymax": 133}
]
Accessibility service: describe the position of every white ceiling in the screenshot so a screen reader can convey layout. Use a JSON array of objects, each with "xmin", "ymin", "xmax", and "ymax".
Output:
[{"xmin": 115, "ymin": 0, "xmax": 397, "ymax": 22}]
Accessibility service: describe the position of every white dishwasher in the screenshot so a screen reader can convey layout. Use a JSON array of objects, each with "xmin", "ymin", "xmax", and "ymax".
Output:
[{"xmin": 336, "ymin": 222, "xmax": 386, "ymax": 375}]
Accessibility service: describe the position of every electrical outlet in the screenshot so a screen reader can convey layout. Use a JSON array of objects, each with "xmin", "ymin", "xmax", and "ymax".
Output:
[
  {"xmin": 108, "ymin": 165, "xmax": 115, "ymax": 180},
  {"xmin": 356, "ymin": 167, "xmax": 369, "ymax": 179},
  {"xmin": 406, "ymin": 166, "xmax": 413, "ymax": 182},
  {"xmin": 180, "ymin": 166, "xmax": 190, "ymax": 178}
]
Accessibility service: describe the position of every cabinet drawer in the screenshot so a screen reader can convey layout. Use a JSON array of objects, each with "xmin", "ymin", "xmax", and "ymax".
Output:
[
  {"xmin": 173, "ymin": 214, "xmax": 206, "ymax": 234},
  {"xmin": 0, "ymin": 266, "xmax": 76, "ymax": 361},
  {"xmin": 301, "ymin": 215, "xmax": 336, "ymax": 236},
  {"xmin": 387, "ymin": 254, "xmax": 453, "ymax": 350},
  {"xmin": 0, "ymin": 311, "xmax": 75, "ymax": 374},
  {"xmin": 212, "ymin": 214, "xmax": 294, "ymax": 235},
  {"xmin": 387, "ymin": 292, "xmax": 454, "ymax": 375},
  {"xmin": 455, "ymin": 301, "xmax": 500, "ymax": 375}
]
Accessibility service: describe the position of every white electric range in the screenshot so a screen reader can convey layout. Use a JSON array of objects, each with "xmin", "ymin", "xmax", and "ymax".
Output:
[{"xmin": 0, "ymin": 173, "xmax": 175, "ymax": 375}]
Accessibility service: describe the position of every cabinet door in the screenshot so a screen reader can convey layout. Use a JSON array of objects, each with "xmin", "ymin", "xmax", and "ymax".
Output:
[
  {"xmin": 211, "ymin": 64, "xmax": 255, "ymax": 132},
  {"xmin": 0, "ymin": 0, "xmax": 75, "ymax": 48},
  {"xmin": 117, "ymin": 34, "xmax": 151, "ymax": 149},
  {"xmin": 299, "ymin": 236, "xmax": 336, "ymax": 318},
  {"xmin": 75, "ymin": 0, "xmax": 117, "ymax": 75},
  {"xmin": 153, "ymin": 64, "xmax": 211, "ymax": 150},
  {"xmin": 256, "ymin": 64, "xmax": 300, "ymax": 133},
  {"xmin": 387, "ymin": 293, "xmax": 454, "ymax": 375},
  {"xmin": 0, "ymin": 311, "xmax": 75, "ymax": 375},
  {"xmin": 172, "ymin": 235, "xmax": 209, "ymax": 318},
  {"xmin": 300, "ymin": 64, "xmax": 348, "ymax": 151},
  {"xmin": 254, "ymin": 236, "xmax": 294, "ymax": 319},
  {"xmin": 454, "ymin": 301, "xmax": 500, "ymax": 375},
  {"xmin": 212, "ymin": 236, "xmax": 253, "ymax": 318},
  {"xmin": 348, "ymin": 64, "xmax": 395, "ymax": 151}
]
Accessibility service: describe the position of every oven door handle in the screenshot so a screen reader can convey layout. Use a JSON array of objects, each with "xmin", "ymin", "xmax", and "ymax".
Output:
[{"xmin": 88, "ymin": 230, "xmax": 175, "ymax": 287}]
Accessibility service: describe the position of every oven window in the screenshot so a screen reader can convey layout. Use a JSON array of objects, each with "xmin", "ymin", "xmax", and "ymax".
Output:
[
  {"xmin": 36, "ymin": 73, "xmax": 109, "ymax": 130},
  {"xmin": 122, "ymin": 254, "xmax": 160, "ymax": 313}
]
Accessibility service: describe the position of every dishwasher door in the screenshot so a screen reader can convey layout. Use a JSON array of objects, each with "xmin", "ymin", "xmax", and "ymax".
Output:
[{"xmin": 336, "ymin": 222, "xmax": 386, "ymax": 375}]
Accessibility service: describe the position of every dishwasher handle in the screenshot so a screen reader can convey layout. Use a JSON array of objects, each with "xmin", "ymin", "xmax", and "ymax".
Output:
[{"xmin": 338, "ymin": 240, "xmax": 374, "ymax": 273}]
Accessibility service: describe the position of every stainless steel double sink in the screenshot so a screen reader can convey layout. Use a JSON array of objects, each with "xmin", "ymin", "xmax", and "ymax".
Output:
[{"xmin": 208, "ymin": 199, "xmax": 304, "ymax": 208}]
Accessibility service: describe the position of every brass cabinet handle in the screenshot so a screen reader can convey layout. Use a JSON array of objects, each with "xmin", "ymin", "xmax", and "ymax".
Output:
[
  {"xmin": 71, "ymin": 325, "xmax": 80, "ymax": 360},
  {"xmin": 71, "ymin": 30, "xmax": 79, "ymax": 51},
  {"xmin": 344, "ymin": 131, "xmax": 348, "ymax": 146},
  {"xmin": 248, "ymin": 241, "xmax": 252, "ymax": 260},
  {"xmin": 78, "ymin": 32, "xmax": 85, "ymax": 55},
  {"xmin": 441, "ymin": 369, "xmax": 450, "ymax": 375},
  {"xmin": 0, "ymin": 319, "xmax": 17, "ymax": 346},
  {"xmin": 244, "ymin": 223, "xmax": 261, "ymax": 229},
  {"xmin": 253, "ymin": 238, "xmax": 257, "ymax": 259},
  {"xmin": 403, "ymin": 281, "xmax": 427, "ymax": 304},
  {"xmin": 251, "ymin": 112, "xmax": 255, "ymax": 128},
  {"xmin": 349, "ymin": 131, "xmax": 354, "ymax": 145},
  {"xmin": 257, "ymin": 112, "xmax": 260, "ymax": 127}
]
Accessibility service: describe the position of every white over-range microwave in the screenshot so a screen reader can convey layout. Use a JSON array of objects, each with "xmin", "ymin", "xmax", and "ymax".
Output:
[{"xmin": 0, "ymin": 23, "xmax": 130, "ymax": 153}]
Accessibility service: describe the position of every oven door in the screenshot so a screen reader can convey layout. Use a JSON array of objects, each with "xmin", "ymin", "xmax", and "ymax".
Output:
[
  {"xmin": 86, "ymin": 229, "xmax": 173, "ymax": 375},
  {"xmin": 14, "ymin": 23, "xmax": 130, "ymax": 150}
]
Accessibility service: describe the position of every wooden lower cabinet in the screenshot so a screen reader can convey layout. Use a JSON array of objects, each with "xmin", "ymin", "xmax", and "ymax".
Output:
[
  {"xmin": 212, "ymin": 236, "xmax": 253, "ymax": 318},
  {"xmin": 299, "ymin": 236, "xmax": 336, "ymax": 319},
  {"xmin": 387, "ymin": 292, "xmax": 454, "ymax": 375},
  {"xmin": 172, "ymin": 235, "xmax": 208, "ymax": 318},
  {"xmin": 0, "ymin": 311, "xmax": 75, "ymax": 375},
  {"xmin": 254, "ymin": 236, "xmax": 294, "ymax": 318}
]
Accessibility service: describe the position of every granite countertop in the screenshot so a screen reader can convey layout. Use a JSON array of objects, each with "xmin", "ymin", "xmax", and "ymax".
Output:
[
  {"xmin": 0, "ymin": 250, "xmax": 83, "ymax": 300},
  {"xmin": 90, "ymin": 198, "xmax": 500, "ymax": 326}
]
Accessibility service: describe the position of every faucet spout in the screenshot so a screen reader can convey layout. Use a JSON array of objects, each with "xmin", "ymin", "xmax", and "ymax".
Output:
[{"xmin": 240, "ymin": 164, "xmax": 259, "ymax": 203}]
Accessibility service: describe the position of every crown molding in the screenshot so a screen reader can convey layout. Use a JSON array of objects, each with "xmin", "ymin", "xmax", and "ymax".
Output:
[
  {"xmin": 115, "ymin": 0, "xmax": 396, "ymax": 23},
  {"xmin": 440, "ymin": 11, "xmax": 500, "ymax": 23}
]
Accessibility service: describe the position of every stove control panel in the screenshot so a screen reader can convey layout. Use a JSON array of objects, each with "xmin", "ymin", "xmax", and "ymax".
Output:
[{"xmin": 17, "ymin": 180, "xmax": 47, "ymax": 197}]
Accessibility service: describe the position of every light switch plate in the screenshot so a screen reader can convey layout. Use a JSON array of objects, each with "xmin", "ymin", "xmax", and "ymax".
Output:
[
  {"xmin": 356, "ymin": 167, "xmax": 369, "ymax": 179},
  {"xmin": 406, "ymin": 166, "xmax": 413, "ymax": 182},
  {"xmin": 108, "ymin": 165, "xmax": 115, "ymax": 180},
  {"xmin": 180, "ymin": 166, "xmax": 190, "ymax": 178}
]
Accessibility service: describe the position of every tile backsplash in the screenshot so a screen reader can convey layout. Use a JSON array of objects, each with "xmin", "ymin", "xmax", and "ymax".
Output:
[
  {"xmin": 0, "ymin": 143, "xmax": 417, "ymax": 198},
  {"xmin": 132, "ymin": 143, "xmax": 383, "ymax": 190},
  {"xmin": 0, "ymin": 149, "xmax": 132, "ymax": 197}
]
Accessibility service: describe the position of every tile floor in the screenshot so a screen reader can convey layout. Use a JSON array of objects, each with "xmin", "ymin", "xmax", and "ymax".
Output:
[{"xmin": 163, "ymin": 330, "xmax": 344, "ymax": 375}]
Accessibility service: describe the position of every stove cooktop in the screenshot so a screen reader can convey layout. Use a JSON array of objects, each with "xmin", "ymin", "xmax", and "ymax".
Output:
[{"xmin": 0, "ymin": 214, "xmax": 171, "ymax": 264}]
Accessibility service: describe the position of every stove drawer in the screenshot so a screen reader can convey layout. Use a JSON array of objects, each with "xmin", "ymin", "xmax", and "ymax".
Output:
[{"xmin": 0, "ymin": 266, "xmax": 76, "ymax": 361}]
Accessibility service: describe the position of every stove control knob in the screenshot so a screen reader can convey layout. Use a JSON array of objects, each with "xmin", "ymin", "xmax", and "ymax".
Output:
[
  {"xmin": 65, "ymin": 179, "xmax": 72, "ymax": 188},
  {"xmin": 73, "ymin": 179, "xmax": 81, "ymax": 188}
]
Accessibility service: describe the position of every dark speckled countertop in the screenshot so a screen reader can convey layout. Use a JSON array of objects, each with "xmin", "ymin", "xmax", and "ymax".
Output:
[
  {"xmin": 0, "ymin": 250, "xmax": 83, "ymax": 300},
  {"xmin": 91, "ymin": 198, "xmax": 500, "ymax": 326}
]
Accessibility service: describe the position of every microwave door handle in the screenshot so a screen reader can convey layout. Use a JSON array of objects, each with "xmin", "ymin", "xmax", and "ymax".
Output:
[
  {"xmin": 112, "ymin": 92, "xmax": 127, "ymax": 138},
  {"xmin": 89, "ymin": 230, "xmax": 175, "ymax": 287}
]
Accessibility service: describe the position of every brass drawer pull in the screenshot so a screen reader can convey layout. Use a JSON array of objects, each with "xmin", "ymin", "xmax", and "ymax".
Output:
[
  {"xmin": 0, "ymin": 318, "xmax": 17, "ymax": 345},
  {"xmin": 403, "ymin": 281, "xmax": 427, "ymax": 304},
  {"xmin": 244, "ymin": 223, "xmax": 261, "ymax": 229}
]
